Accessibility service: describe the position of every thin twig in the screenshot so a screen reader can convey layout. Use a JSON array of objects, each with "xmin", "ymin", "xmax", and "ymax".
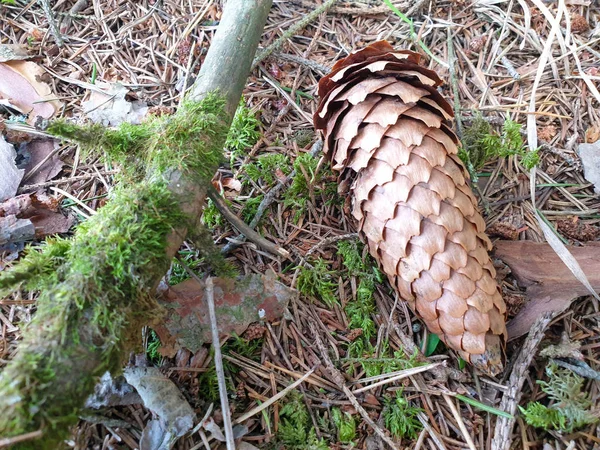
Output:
[
  {"xmin": 233, "ymin": 366, "xmax": 317, "ymax": 424},
  {"xmin": 491, "ymin": 312, "xmax": 558, "ymax": 450},
  {"xmin": 251, "ymin": 0, "xmax": 338, "ymax": 70},
  {"xmin": 38, "ymin": 0, "xmax": 64, "ymax": 47},
  {"xmin": 206, "ymin": 277, "xmax": 235, "ymax": 450},
  {"xmin": 221, "ymin": 140, "xmax": 323, "ymax": 255},
  {"xmin": 207, "ymin": 185, "xmax": 290, "ymax": 258},
  {"xmin": 312, "ymin": 328, "xmax": 401, "ymax": 450},
  {"xmin": 0, "ymin": 430, "xmax": 44, "ymax": 448}
]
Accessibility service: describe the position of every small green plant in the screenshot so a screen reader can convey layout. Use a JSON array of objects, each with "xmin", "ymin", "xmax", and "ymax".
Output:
[
  {"xmin": 241, "ymin": 194, "xmax": 264, "ymax": 223},
  {"xmin": 283, "ymin": 153, "xmax": 320, "ymax": 219},
  {"xmin": 278, "ymin": 391, "xmax": 329, "ymax": 450},
  {"xmin": 245, "ymin": 153, "xmax": 290, "ymax": 185},
  {"xmin": 337, "ymin": 240, "xmax": 384, "ymax": 340},
  {"xmin": 383, "ymin": 390, "xmax": 423, "ymax": 439},
  {"xmin": 201, "ymin": 198, "xmax": 224, "ymax": 228},
  {"xmin": 297, "ymin": 258, "xmax": 339, "ymax": 307},
  {"xmin": 226, "ymin": 100, "xmax": 261, "ymax": 165},
  {"xmin": 347, "ymin": 339, "xmax": 421, "ymax": 378},
  {"xmin": 168, "ymin": 250, "xmax": 203, "ymax": 285},
  {"xmin": 459, "ymin": 115, "xmax": 539, "ymax": 180},
  {"xmin": 145, "ymin": 329, "xmax": 162, "ymax": 365},
  {"xmin": 520, "ymin": 364, "xmax": 598, "ymax": 433},
  {"xmin": 331, "ymin": 408, "xmax": 356, "ymax": 444},
  {"xmin": 1, "ymin": 0, "xmax": 17, "ymax": 5}
]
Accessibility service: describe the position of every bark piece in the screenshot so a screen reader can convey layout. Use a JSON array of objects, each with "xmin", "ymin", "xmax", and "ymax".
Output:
[
  {"xmin": 314, "ymin": 41, "xmax": 507, "ymax": 375},
  {"xmin": 494, "ymin": 240, "xmax": 600, "ymax": 340},
  {"xmin": 154, "ymin": 272, "xmax": 294, "ymax": 357}
]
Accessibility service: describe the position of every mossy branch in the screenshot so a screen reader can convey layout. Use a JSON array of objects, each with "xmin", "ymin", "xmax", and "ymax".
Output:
[{"xmin": 0, "ymin": 0, "xmax": 273, "ymax": 447}]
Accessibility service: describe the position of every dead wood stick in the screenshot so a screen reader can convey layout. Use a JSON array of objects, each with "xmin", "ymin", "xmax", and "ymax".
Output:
[
  {"xmin": 38, "ymin": 0, "xmax": 64, "ymax": 47},
  {"xmin": 0, "ymin": 1, "xmax": 273, "ymax": 446},
  {"xmin": 205, "ymin": 277, "xmax": 235, "ymax": 450},
  {"xmin": 207, "ymin": 185, "xmax": 290, "ymax": 258},
  {"xmin": 251, "ymin": 0, "xmax": 338, "ymax": 70},
  {"xmin": 312, "ymin": 328, "xmax": 401, "ymax": 450},
  {"xmin": 491, "ymin": 312, "xmax": 557, "ymax": 450},
  {"xmin": 221, "ymin": 140, "xmax": 323, "ymax": 255}
]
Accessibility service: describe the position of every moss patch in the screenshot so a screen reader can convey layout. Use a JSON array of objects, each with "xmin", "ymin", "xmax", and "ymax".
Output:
[{"xmin": 0, "ymin": 92, "xmax": 232, "ymax": 448}]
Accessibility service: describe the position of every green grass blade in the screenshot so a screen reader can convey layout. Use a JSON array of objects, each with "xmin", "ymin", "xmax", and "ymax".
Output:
[{"xmin": 454, "ymin": 394, "xmax": 514, "ymax": 419}]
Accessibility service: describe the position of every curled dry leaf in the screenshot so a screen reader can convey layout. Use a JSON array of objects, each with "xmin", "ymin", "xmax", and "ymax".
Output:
[
  {"xmin": 314, "ymin": 41, "xmax": 507, "ymax": 375},
  {"xmin": 154, "ymin": 272, "xmax": 295, "ymax": 357},
  {"xmin": 21, "ymin": 139, "xmax": 64, "ymax": 185},
  {"xmin": 578, "ymin": 140, "xmax": 600, "ymax": 193},
  {"xmin": 82, "ymin": 82, "xmax": 148, "ymax": 126},
  {"xmin": 0, "ymin": 61, "xmax": 61, "ymax": 123},
  {"xmin": 495, "ymin": 240, "xmax": 600, "ymax": 340},
  {"xmin": 0, "ymin": 135, "xmax": 23, "ymax": 202},
  {"xmin": 0, "ymin": 191, "xmax": 74, "ymax": 243},
  {"xmin": 123, "ymin": 366, "xmax": 195, "ymax": 450}
]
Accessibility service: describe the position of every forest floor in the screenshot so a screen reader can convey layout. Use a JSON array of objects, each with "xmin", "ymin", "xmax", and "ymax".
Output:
[{"xmin": 1, "ymin": 0, "xmax": 600, "ymax": 449}]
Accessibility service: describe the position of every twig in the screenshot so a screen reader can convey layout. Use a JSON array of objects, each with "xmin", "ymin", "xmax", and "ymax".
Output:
[
  {"xmin": 352, "ymin": 363, "xmax": 443, "ymax": 394},
  {"xmin": 272, "ymin": 52, "xmax": 330, "ymax": 75},
  {"xmin": 233, "ymin": 366, "xmax": 317, "ymax": 424},
  {"xmin": 206, "ymin": 277, "xmax": 235, "ymax": 450},
  {"xmin": 207, "ymin": 185, "xmax": 290, "ymax": 258},
  {"xmin": 251, "ymin": 0, "xmax": 338, "ymax": 70},
  {"xmin": 491, "ymin": 312, "xmax": 558, "ymax": 450},
  {"xmin": 442, "ymin": 394, "xmax": 476, "ymax": 450},
  {"xmin": 304, "ymin": 233, "xmax": 358, "ymax": 258},
  {"xmin": 0, "ymin": 430, "xmax": 44, "ymax": 448},
  {"xmin": 312, "ymin": 328, "xmax": 401, "ymax": 450},
  {"xmin": 221, "ymin": 140, "xmax": 323, "ymax": 255},
  {"xmin": 38, "ymin": 0, "xmax": 64, "ymax": 47}
]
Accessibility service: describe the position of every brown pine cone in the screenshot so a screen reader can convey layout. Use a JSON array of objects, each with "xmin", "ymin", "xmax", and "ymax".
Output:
[{"xmin": 314, "ymin": 41, "xmax": 507, "ymax": 375}]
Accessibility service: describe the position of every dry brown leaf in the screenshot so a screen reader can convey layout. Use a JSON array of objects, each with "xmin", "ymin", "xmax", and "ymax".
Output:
[
  {"xmin": 22, "ymin": 139, "xmax": 63, "ymax": 185},
  {"xmin": 315, "ymin": 41, "xmax": 507, "ymax": 375},
  {"xmin": 494, "ymin": 240, "xmax": 600, "ymax": 340},
  {"xmin": 0, "ymin": 44, "xmax": 32, "ymax": 63},
  {"xmin": 0, "ymin": 61, "xmax": 61, "ymax": 123},
  {"xmin": 154, "ymin": 272, "xmax": 295, "ymax": 357}
]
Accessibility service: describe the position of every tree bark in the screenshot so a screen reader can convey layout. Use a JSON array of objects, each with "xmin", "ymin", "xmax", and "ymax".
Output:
[{"xmin": 0, "ymin": 1, "xmax": 272, "ymax": 447}]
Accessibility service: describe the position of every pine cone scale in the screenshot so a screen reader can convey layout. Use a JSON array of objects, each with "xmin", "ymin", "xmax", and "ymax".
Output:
[{"xmin": 315, "ymin": 41, "xmax": 509, "ymax": 375}]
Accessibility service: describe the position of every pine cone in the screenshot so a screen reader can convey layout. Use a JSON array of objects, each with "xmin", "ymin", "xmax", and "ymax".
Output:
[{"xmin": 314, "ymin": 41, "xmax": 507, "ymax": 375}]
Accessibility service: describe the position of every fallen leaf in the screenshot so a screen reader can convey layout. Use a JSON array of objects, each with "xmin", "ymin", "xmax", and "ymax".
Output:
[
  {"xmin": 21, "ymin": 139, "xmax": 63, "ymax": 185},
  {"xmin": 0, "ymin": 215, "xmax": 34, "ymax": 246},
  {"xmin": 221, "ymin": 177, "xmax": 242, "ymax": 198},
  {"xmin": 123, "ymin": 366, "xmax": 195, "ymax": 450},
  {"xmin": 577, "ymin": 141, "xmax": 600, "ymax": 193},
  {"xmin": 585, "ymin": 125, "xmax": 600, "ymax": 143},
  {"xmin": 0, "ymin": 191, "xmax": 73, "ymax": 240},
  {"xmin": 0, "ymin": 44, "xmax": 31, "ymax": 63},
  {"xmin": 82, "ymin": 82, "xmax": 148, "ymax": 126},
  {"xmin": 495, "ymin": 240, "xmax": 600, "ymax": 340},
  {"xmin": 85, "ymin": 371, "xmax": 142, "ymax": 409},
  {"xmin": 154, "ymin": 272, "xmax": 295, "ymax": 357},
  {"xmin": 0, "ymin": 61, "xmax": 61, "ymax": 123},
  {"xmin": 0, "ymin": 136, "xmax": 24, "ymax": 201}
]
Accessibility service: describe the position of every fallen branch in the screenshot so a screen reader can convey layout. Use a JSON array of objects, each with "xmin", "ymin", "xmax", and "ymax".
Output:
[
  {"xmin": 0, "ymin": 0, "xmax": 273, "ymax": 446},
  {"xmin": 491, "ymin": 313, "xmax": 557, "ymax": 450}
]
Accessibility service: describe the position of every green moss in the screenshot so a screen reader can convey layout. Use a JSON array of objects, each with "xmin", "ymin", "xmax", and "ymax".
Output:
[
  {"xmin": 48, "ymin": 92, "xmax": 229, "ymax": 184},
  {"xmin": 241, "ymin": 194, "xmax": 264, "ymax": 223},
  {"xmin": 383, "ymin": 390, "xmax": 423, "ymax": 439},
  {"xmin": 337, "ymin": 240, "xmax": 383, "ymax": 341},
  {"xmin": 245, "ymin": 153, "xmax": 290, "ymax": 185},
  {"xmin": 277, "ymin": 391, "xmax": 329, "ymax": 450},
  {"xmin": 519, "ymin": 364, "xmax": 598, "ymax": 433},
  {"xmin": 0, "ymin": 237, "xmax": 71, "ymax": 296},
  {"xmin": 331, "ymin": 408, "xmax": 356, "ymax": 444},
  {"xmin": 145, "ymin": 329, "xmax": 162, "ymax": 365},
  {"xmin": 297, "ymin": 258, "xmax": 338, "ymax": 307},
  {"xmin": 346, "ymin": 338, "xmax": 421, "ymax": 378},
  {"xmin": 225, "ymin": 100, "xmax": 261, "ymax": 166},
  {"xmin": 0, "ymin": 180, "xmax": 185, "ymax": 447},
  {"xmin": 459, "ymin": 115, "xmax": 539, "ymax": 181},
  {"xmin": 201, "ymin": 198, "xmax": 224, "ymax": 228}
]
